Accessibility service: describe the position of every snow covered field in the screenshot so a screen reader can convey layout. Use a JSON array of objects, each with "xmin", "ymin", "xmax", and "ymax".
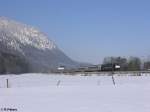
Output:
[{"xmin": 0, "ymin": 73, "xmax": 150, "ymax": 112}]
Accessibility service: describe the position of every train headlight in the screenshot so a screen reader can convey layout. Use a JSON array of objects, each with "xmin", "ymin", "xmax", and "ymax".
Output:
[{"xmin": 115, "ymin": 65, "xmax": 120, "ymax": 69}]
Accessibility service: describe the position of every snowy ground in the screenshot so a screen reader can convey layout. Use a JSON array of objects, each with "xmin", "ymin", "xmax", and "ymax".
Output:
[{"xmin": 0, "ymin": 73, "xmax": 150, "ymax": 112}]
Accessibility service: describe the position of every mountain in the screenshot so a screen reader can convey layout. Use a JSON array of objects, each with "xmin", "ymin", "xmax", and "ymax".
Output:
[{"xmin": 0, "ymin": 17, "xmax": 78, "ymax": 74}]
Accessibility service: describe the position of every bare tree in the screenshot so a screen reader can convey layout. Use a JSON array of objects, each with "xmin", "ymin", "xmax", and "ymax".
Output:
[
  {"xmin": 144, "ymin": 61, "xmax": 150, "ymax": 70},
  {"xmin": 127, "ymin": 57, "xmax": 141, "ymax": 71}
]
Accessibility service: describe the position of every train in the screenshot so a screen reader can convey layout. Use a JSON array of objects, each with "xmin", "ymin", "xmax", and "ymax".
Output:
[
  {"xmin": 57, "ymin": 64, "xmax": 121, "ymax": 73},
  {"xmin": 75, "ymin": 63, "xmax": 121, "ymax": 72}
]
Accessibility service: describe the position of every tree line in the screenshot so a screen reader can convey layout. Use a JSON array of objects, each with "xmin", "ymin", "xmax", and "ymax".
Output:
[
  {"xmin": 0, "ymin": 52, "xmax": 29, "ymax": 74},
  {"xmin": 103, "ymin": 56, "xmax": 150, "ymax": 71}
]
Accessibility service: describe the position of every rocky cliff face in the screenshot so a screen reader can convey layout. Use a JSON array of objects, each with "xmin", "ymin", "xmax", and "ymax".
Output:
[{"xmin": 0, "ymin": 17, "xmax": 77, "ymax": 73}]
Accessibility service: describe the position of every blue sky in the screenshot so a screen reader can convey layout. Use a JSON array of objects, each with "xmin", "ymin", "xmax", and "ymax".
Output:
[{"xmin": 0, "ymin": 0, "xmax": 150, "ymax": 64}]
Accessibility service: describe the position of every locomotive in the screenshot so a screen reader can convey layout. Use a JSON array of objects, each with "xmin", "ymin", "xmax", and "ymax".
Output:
[{"xmin": 101, "ymin": 63, "xmax": 120, "ymax": 71}]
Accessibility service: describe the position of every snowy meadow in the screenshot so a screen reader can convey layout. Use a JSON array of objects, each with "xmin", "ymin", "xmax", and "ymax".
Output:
[{"xmin": 0, "ymin": 73, "xmax": 150, "ymax": 112}]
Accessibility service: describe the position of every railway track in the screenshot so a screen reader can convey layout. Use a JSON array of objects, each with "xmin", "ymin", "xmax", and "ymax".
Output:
[{"xmin": 59, "ymin": 71, "xmax": 150, "ymax": 76}]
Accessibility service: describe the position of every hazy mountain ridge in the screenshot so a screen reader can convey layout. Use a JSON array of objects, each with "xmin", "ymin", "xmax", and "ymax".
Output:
[{"xmin": 0, "ymin": 17, "xmax": 77, "ymax": 73}]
